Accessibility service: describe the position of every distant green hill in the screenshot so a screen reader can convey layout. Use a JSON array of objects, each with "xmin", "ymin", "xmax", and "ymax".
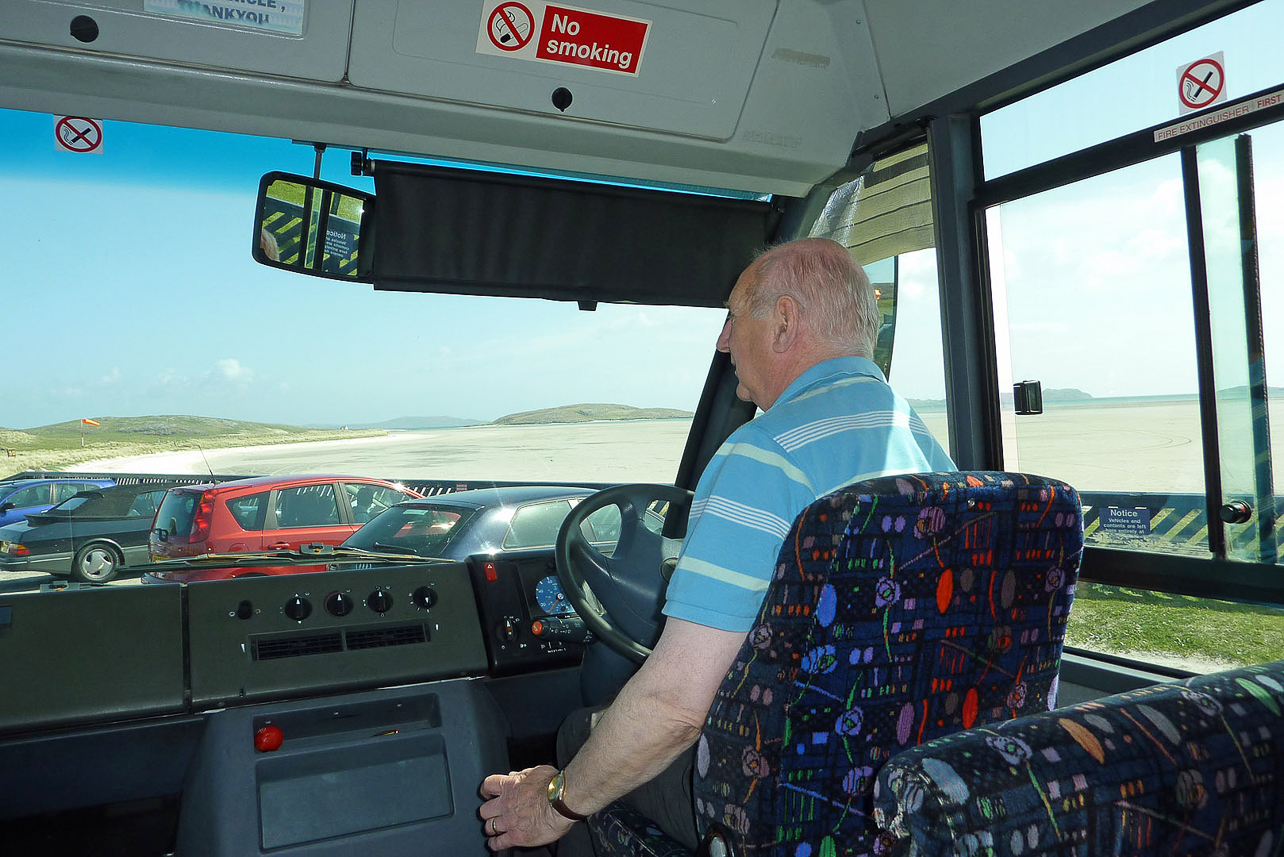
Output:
[
  {"xmin": 1, "ymin": 415, "xmax": 384, "ymax": 478},
  {"xmin": 491, "ymin": 404, "xmax": 693, "ymax": 426}
]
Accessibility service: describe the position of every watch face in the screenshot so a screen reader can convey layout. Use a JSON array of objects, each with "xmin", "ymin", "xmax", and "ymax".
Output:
[{"xmin": 548, "ymin": 771, "xmax": 565, "ymax": 800}]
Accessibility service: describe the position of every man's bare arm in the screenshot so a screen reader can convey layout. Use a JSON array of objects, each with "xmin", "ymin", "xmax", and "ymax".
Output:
[
  {"xmin": 478, "ymin": 618, "xmax": 745, "ymax": 850},
  {"xmin": 564, "ymin": 618, "xmax": 745, "ymax": 807}
]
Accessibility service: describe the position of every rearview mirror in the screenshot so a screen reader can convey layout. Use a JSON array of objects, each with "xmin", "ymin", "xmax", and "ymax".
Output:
[
  {"xmin": 0, "ymin": 502, "xmax": 13, "ymax": 514},
  {"xmin": 253, "ymin": 172, "xmax": 374, "ymax": 281}
]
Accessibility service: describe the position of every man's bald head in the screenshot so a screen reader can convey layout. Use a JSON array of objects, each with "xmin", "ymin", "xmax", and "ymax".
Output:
[{"xmin": 740, "ymin": 238, "xmax": 880, "ymax": 360}]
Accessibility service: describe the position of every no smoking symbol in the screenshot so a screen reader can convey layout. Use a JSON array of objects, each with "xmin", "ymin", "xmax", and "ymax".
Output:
[
  {"xmin": 1180, "ymin": 58, "xmax": 1224, "ymax": 110},
  {"xmin": 488, "ymin": 2, "xmax": 533, "ymax": 51},
  {"xmin": 56, "ymin": 117, "xmax": 102, "ymax": 153}
]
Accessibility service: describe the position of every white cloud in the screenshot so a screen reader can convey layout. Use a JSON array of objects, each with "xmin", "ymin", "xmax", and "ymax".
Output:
[{"xmin": 217, "ymin": 358, "xmax": 249, "ymax": 380}]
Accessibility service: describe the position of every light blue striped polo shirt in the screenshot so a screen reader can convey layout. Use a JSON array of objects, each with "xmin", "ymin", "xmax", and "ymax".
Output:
[{"xmin": 663, "ymin": 356, "xmax": 956, "ymax": 632}]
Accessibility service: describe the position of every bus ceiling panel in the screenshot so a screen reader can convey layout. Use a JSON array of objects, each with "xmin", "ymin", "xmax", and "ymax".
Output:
[
  {"xmin": 345, "ymin": 0, "xmax": 884, "ymax": 190},
  {"xmin": 0, "ymin": 0, "xmax": 353, "ymax": 82},
  {"xmin": 0, "ymin": 1, "xmax": 884, "ymax": 197},
  {"xmin": 348, "ymin": 0, "xmax": 777, "ymax": 142},
  {"xmin": 866, "ymin": 0, "xmax": 1167, "ymax": 119}
]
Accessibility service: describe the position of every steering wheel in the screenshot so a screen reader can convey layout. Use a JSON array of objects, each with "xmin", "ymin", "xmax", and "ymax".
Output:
[{"xmin": 555, "ymin": 484, "xmax": 692, "ymax": 664}]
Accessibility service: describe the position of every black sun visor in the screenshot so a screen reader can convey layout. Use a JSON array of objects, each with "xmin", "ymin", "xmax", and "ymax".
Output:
[{"xmin": 371, "ymin": 160, "xmax": 779, "ymax": 308}]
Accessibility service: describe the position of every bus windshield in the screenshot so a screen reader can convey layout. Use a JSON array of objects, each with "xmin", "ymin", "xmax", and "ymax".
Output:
[{"xmin": 1, "ymin": 108, "xmax": 725, "ymax": 496}]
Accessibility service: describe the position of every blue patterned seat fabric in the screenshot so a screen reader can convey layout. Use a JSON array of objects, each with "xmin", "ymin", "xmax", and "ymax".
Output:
[
  {"xmin": 873, "ymin": 659, "xmax": 1284, "ymax": 857},
  {"xmin": 588, "ymin": 471, "xmax": 1084, "ymax": 857}
]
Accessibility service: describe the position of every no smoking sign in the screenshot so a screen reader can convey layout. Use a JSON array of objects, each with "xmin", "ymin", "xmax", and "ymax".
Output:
[
  {"xmin": 488, "ymin": 2, "xmax": 533, "ymax": 51},
  {"xmin": 55, "ymin": 116, "xmax": 104, "ymax": 154},
  {"xmin": 1177, "ymin": 52, "xmax": 1226, "ymax": 115}
]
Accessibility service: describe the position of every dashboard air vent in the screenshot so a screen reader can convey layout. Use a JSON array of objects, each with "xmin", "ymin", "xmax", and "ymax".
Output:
[
  {"xmin": 254, "ymin": 632, "xmax": 343, "ymax": 660},
  {"xmin": 346, "ymin": 624, "xmax": 428, "ymax": 650}
]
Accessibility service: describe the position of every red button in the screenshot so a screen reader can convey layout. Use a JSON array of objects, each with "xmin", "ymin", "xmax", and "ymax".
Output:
[
  {"xmin": 255, "ymin": 724, "xmax": 284, "ymax": 752},
  {"xmin": 531, "ymin": 620, "xmax": 544, "ymax": 636},
  {"xmin": 484, "ymin": 562, "xmax": 498, "ymax": 582}
]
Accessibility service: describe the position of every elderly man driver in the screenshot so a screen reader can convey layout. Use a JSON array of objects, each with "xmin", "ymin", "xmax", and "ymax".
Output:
[{"xmin": 479, "ymin": 237, "xmax": 956, "ymax": 851}]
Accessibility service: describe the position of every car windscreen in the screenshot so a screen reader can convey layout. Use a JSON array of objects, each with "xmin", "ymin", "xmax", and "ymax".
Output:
[{"xmin": 343, "ymin": 505, "xmax": 477, "ymax": 557}]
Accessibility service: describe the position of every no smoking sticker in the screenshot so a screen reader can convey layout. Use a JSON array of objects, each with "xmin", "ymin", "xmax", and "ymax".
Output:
[
  {"xmin": 1177, "ymin": 52, "xmax": 1226, "ymax": 115},
  {"xmin": 476, "ymin": 1, "xmax": 650, "ymax": 76},
  {"xmin": 55, "ymin": 116, "xmax": 104, "ymax": 154},
  {"xmin": 489, "ymin": 2, "xmax": 533, "ymax": 51}
]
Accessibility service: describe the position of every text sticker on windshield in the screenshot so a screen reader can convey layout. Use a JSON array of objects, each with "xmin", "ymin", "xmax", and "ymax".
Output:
[
  {"xmin": 144, "ymin": 0, "xmax": 306, "ymax": 36},
  {"xmin": 477, "ymin": 1, "xmax": 650, "ymax": 76}
]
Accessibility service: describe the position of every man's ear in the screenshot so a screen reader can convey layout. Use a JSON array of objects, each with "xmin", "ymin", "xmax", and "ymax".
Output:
[{"xmin": 772, "ymin": 295, "xmax": 800, "ymax": 353}]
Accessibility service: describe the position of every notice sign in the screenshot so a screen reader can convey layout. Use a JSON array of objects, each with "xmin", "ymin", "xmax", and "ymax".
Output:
[
  {"xmin": 1099, "ymin": 506, "xmax": 1152, "ymax": 537},
  {"xmin": 144, "ymin": 0, "xmax": 306, "ymax": 36},
  {"xmin": 1177, "ymin": 52, "xmax": 1226, "ymax": 115},
  {"xmin": 54, "ymin": 116, "xmax": 103, "ymax": 154},
  {"xmin": 477, "ymin": 1, "xmax": 650, "ymax": 76}
]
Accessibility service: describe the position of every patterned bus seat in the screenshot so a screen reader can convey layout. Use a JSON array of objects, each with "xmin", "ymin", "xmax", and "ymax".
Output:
[
  {"xmin": 588, "ymin": 471, "xmax": 1084, "ymax": 857},
  {"xmin": 873, "ymin": 659, "xmax": 1284, "ymax": 856}
]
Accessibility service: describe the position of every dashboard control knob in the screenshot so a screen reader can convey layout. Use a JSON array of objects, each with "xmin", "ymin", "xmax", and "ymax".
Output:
[
  {"xmin": 325, "ymin": 591, "xmax": 354, "ymax": 617},
  {"xmin": 498, "ymin": 616, "xmax": 521, "ymax": 643},
  {"xmin": 367, "ymin": 589, "xmax": 393, "ymax": 613},
  {"xmin": 412, "ymin": 586, "xmax": 438, "ymax": 609},
  {"xmin": 283, "ymin": 596, "xmax": 311, "ymax": 622},
  {"xmin": 236, "ymin": 599, "xmax": 254, "ymax": 620}
]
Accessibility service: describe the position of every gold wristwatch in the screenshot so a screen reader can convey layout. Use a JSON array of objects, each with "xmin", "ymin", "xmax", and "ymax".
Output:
[{"xmin": 547, "ymin": 769, "xmax": 589, "ymax": 822}]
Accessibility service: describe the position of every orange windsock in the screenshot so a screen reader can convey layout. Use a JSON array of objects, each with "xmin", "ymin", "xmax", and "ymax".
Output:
[{"xmin": 82, "ymin": 418, "xmax": 100, "ymax": 426}]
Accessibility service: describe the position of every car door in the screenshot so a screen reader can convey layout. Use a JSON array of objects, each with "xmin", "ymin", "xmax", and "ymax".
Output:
[
  {"xmin": 53, "ymin": 482, "xmax": 99, "ymax": 503},
  {"xmin": 341, "ymin": 481, "xmax": 414, "ymax": 525},
  {"xmin": 501, "ymin": 500, "xmax": 576, "ymax": 550},
  {"xmin": 0, "ymin": 483, "xmax": 52, "ymax": 526},
  {"xmin": 263, "ymin": 482, "xmax": 346, "ymax": 550}
]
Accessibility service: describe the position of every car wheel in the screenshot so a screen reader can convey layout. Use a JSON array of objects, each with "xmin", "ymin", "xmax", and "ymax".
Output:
[{"xmin": 71, "ymin": 543, "xmax": 121, "ymax": 584}]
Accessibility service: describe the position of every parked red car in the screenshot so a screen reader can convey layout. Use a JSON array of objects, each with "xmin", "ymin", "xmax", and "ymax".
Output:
[{"xmin": 148, "ymin": 475, "xmax": 421, "ymax": 560}]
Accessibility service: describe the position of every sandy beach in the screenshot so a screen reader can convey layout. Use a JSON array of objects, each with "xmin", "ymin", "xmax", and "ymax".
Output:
[
  {"xmin": 69, "ymin": 420, "xmax": 697, "ymax": 484},
  {"xmin": 65, "ymin": 399, "xmax": 1284, "ymax": 493}
]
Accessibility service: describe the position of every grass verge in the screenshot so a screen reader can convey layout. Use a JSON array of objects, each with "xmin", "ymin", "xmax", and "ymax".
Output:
[{"xmin": 1066, "ymin": 582, "xmax": 1284, "ymax": 669}]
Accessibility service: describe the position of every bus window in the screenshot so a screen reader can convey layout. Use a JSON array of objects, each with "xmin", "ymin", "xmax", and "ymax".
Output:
[
  {"xmin": 0, "ymin": 106, "xmax": 727, "ymax": 595},
  {"xmin": 985, "ymin": 155, "xmax": 1207, "ymax": 556},
  {"xmin": 809, "ymin": 143, "xmax": 950, "ymax": 450}
]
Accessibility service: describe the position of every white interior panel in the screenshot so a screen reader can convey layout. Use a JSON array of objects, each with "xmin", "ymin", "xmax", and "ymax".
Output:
[
  {"xmin": 864, "ymin": 0, "xmax": 1154, "ymax": 117},
  {"xmin": 0, "ymin": 0, "xmax": 353, "ymax": 82}
]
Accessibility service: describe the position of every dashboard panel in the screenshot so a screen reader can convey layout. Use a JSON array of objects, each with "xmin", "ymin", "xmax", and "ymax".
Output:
[
  {"xmin": 187, "ymin": 563, "xmax": 489, "ymax": 708},
  {"xmin": 467, "ymin": 552, "xmax": 588, "ymax": 675},
  {"xmin": 0, "ymin": 554, "xmax": 589, "ymax": 854}
]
